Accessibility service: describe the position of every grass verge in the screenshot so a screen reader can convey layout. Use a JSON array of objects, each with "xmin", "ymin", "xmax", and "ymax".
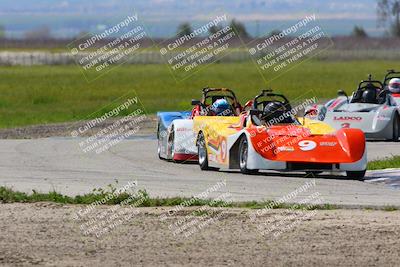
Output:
[
  {"xmin": 1, "ymin": 60, "xmax": 400, "ymax": 128},
  {"xmin": 0, "ymin": 186, "xmax": 338, "ymax": 210},
  {"xmin": 368, "ymin": 156, "xmax": 400, "ymax": 170},
  {"xmin": 0, "ymin": 186, "xmax": 397, "ymax": 211}
]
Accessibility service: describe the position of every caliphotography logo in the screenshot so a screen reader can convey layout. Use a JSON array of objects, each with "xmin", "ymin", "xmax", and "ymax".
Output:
[
  {"xmin": 246, "ymin": 13, "xmax": 334, "ymax": 83},
  {"xmin": 67, "ymin": 12, "xmax": 155, "ymax": 82},
  {"xmin": 157, "ymin": 11, "xmax": 246, "ymax": 81},
  {"xmin": 69, "ymin": 90, "xmax": 149, "ymax": 154}
]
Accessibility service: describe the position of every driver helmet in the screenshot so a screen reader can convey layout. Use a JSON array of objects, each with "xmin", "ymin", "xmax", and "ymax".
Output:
[
  {"xmin": 361, "ymin": 89, "xmax": 377, "ymax": 103},
  {"xmin": 388, "ymin": 78, "xmax": 400, "ymax": 94},
  {"xmin": 211, "ymin": 98, "xmax": 231, "ymax": 116},
  {"xmin": 261, "ymin": 101, "xmax": 292, "ymax": 125}
]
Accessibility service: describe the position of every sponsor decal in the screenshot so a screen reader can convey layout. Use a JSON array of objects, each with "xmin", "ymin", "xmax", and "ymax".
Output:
[
  {"xmin": 276, "ymin": 146, "xmax": 294, "ymax": 152},
  {"xmin": 319, "ymin": 141, "xmax": 336, "ymax": 147},
  {"xmin": 176, "ymin": 127, "xmax": 190, "ymax": 131},
  {"xmin": 209, "ymin": 154, "xmax": 216, "ymax": 162},
  {"xmin": 334, "ymin": 116, "xmax": 362, "ymax": 121},
  {"xmin": 341, "ymin": 123, "xmax": 350, "ymax": 128},
  {"xmin": 377, "ymin": 115, "xmax": 391, "ymax": 121},
  {"xmin": 298, "ymin": 140, "xmax": 317, "ymax": 151}
]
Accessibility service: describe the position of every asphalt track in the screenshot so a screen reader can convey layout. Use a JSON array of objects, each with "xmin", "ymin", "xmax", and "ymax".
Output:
[{"xmin": 0, "ymin": 137, "xmax": 399, "ymax": 207}]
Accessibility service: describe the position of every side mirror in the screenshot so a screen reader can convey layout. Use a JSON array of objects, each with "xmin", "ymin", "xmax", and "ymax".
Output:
[
  {"xmin": 303, "ymin": 109, "xmax": 317, "ymax": 125},
  {"xmin": 191, "ymin": 99, "xmax": 201, "ymax": 106},
  {"xmin": 304, "ymin": 109, "xmax": 316, "ymax": 117},
  {"xmin": 243, "ymin": 100, "xmax": 253, "ymax": 109}
]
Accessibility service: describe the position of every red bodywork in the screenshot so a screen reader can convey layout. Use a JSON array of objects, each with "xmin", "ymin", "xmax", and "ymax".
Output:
[
  {"xmin": 240, "ymin": 111, "xmax": 366, "ymax": 164},
  {"xmin": 173, "ymin": 153, "xmax": 198, "ymax": 161}
]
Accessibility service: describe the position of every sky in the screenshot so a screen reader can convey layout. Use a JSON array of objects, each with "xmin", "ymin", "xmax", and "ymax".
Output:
[{"xmin": 0, "ymin": 0, "xmax": 385, "ymax": 38}]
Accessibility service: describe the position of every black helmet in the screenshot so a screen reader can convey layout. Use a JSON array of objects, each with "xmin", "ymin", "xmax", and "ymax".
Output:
[
  {"xmin": 261, "ymin": 101, "xmax": 293, "ymax": 125},
  {"xmin": 361, "ymin": 89, "xmax": 376, "ymax": 103}
]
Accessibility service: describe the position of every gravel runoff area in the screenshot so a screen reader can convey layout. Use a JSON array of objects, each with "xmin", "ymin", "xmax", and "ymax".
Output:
[{"xmin": 0, "ymin": 203, "xmax": 399, "ymax": 266}]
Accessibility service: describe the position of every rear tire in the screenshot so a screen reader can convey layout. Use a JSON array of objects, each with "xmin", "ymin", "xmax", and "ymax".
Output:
[
  {"xmin": 346, "ymin": 170, "xmax": 366, "ymax": 181},
  {"xmin": 392, "ymin": 113, "xmax": 400, "ymax": 142},
  {"xmin": 239, "ymin": 136, "xmax": 258, "ymax": 174},
  {"xmin": 197, "ymin": 133, "xmax": 210, "ymax": 170}
]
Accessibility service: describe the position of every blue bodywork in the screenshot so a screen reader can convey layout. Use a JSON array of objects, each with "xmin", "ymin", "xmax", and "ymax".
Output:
[
  {"xmin": 157, "ymin": 111, "xmax": 193, "ymax": 159},
  {"xmin": 157, "ymin": 111, "xmax": 192, "ymax": 128}
]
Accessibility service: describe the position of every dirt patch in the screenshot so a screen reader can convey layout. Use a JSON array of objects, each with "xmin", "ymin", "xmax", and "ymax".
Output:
[
  {"xmin": 0, "ymin": 116, "xmax": 157, "ymax": 139},
  {"xmin": 0, "ymin": 203, "xmax": 399, "ymax": 266}
]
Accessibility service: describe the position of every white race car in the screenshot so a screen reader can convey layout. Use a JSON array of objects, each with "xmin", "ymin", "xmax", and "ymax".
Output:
[
  {"xmin": 157, "ymin": 88, "xmax": 243, "ymax": 162},
  {"xmin": 305, "ymin": 75, "xmax": 400, "ymax": 141}
]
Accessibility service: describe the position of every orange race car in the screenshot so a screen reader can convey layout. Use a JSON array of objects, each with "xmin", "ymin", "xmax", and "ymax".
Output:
[{"xmin": 193, "ymin": 90, "xmax": 367, "ymax": 180}]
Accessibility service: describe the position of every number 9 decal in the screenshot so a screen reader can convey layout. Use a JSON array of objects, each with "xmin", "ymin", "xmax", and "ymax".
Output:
[
  {"xmin": 298, "ymin": 140, "xmax": 317, "ymax": 151},
  {"xmin": 221, "ymin": 140, "xmax": 227, "ymax": 161}
]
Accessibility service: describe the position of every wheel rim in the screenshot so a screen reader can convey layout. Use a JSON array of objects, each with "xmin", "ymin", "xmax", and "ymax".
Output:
[
  {"xmin": 157, "ymin": 140, "xmax": 161, "ymax": 156},
  {"xmin": 240, "ymin": 139, "xmax": 248, "ymax": 169},
  {"xmin": 198, "ymin": 139, "xmax": 206, "ymax": 164}
]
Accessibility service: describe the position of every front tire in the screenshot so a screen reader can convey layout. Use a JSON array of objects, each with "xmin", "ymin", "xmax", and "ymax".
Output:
[
  {"xmin": 239, "ymin": 136, "xmax": 258, "ymax": 174},
  {"xmin": 392, "ymin": 113, "xmax": 400, "ymax": 142},
  {"xmin": 197, "ymin": 133, "xmax": 210, "ymax": 170},
  {"xmin": 346, "ymin": 170, "xmax": 366, "ymax": 181}
]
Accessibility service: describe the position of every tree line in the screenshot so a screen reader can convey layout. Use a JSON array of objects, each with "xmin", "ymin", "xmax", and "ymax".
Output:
[
  {"xmin": 0, "ymin": 1, "xmax": 399, "ymax": 40},
  {"xmin": 174, "ymin": 0, "xmax": 400, "ymax": 39}
]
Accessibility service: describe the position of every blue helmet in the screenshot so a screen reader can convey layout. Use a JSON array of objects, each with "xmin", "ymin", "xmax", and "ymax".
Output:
[{"xmin": 211, "ymin": 98, "xmax": 230, "ymax": 115}]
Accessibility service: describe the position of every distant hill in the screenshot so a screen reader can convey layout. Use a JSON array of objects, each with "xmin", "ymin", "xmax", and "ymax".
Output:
[{"xmin": 0, "ymin": 0, "xmax": 383, "ymax": 38}]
